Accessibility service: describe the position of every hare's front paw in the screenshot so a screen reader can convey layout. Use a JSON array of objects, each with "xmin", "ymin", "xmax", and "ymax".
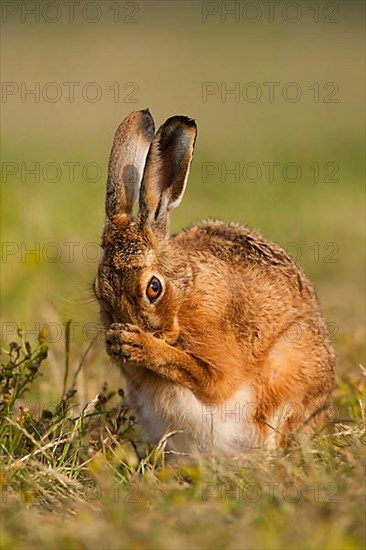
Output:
[
  {"xmin": 105, "ymin": 323, "xmax": 155, "ymax": 364},
  {"xmin": 105, "ymin": 323, "xmax": 124, "ymax": 359}
]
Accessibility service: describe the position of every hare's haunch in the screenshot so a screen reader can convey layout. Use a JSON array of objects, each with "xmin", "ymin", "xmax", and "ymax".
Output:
[{"xmin": 94, "ymin": 109, "xmax": 335, "ymax": 454}]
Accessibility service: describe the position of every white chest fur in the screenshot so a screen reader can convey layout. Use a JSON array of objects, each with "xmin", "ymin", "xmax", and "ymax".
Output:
[{"xmin": 128, "ymin": 381, "xmax": 258, "ymax": 455}]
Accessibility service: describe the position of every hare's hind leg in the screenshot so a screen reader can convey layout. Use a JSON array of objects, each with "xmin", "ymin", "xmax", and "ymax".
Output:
[{"xmin": 253, "ymin": 321, "xmax": 335, "ymax": 447}]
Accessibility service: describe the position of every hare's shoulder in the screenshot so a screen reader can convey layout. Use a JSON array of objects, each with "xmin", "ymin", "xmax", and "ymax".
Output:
[{"xmin": 172, "ymin": 219, "xmax": 295, "ymax": 269}]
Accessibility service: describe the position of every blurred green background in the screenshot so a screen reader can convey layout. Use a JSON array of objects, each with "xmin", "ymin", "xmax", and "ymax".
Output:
[{"xmin": 1, "ymin": 1, "xmax": 364, "ymax": 396}]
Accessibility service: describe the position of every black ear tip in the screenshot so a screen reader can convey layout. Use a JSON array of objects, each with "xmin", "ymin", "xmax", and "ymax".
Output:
[
  {"xmin": 140, "ymin": 108, "xmax": 155, "ymax": 139},
  {"xmin": 178, "ymin": 115, "xmax": 197, "ymax": 129},
  {"xmin": 163, "ymin": 115, "xmax": 197, "ymax": 130}
]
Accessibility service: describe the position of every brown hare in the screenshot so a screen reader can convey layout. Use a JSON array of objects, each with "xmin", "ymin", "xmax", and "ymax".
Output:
[{"xmin": 94, "ymin": 109, "xmax": 335, "ymax": 455}]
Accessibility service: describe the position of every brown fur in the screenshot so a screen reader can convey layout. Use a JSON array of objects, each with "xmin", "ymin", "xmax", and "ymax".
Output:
[{"xmin": 95, "ymin": 110, "xmax": 335, "ymax": 453}]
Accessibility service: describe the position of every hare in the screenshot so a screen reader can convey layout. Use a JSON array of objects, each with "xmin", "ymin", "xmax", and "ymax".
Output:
[{"xmin": 94, "ymin": 109, "xmax": 335, "ymax": 455}]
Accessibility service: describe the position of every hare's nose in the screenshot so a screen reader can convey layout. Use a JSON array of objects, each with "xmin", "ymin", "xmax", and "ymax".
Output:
[{"xmin": 113, "ymin": 312, "xmax": 132, "ymax": 325}]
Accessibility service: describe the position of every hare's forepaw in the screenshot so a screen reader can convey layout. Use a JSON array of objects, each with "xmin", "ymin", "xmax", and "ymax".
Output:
[
  {"xmin": 105, "ymin": 323, "xmax": 155, "ymax": 364},
  {"xmin": 105, "ymin": 323, "xmax": 124, "ymax": 360}
]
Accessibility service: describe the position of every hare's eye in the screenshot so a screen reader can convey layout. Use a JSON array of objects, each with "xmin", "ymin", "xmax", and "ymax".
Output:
[{"xmin": 146, "ymin": 276, "xmax": 162, "ymax": 303}]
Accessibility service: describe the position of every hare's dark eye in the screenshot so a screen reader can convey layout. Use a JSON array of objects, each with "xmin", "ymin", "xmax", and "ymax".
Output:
[{"xmin": 146, "ymin": 276, "xmax": 162, "ymax": 303}]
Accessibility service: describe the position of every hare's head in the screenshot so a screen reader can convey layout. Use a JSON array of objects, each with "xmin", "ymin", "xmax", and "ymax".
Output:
[{"xmin": 95, "ymin": 110, "xmax": 197, "ymax": 337}]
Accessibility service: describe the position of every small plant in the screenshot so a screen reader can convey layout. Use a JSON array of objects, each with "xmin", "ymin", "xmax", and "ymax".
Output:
[
  {"xmin": 0, "ymin": 327, "xmax": 48, "ymax": 421},
  {"xmin": 0, "ymin": 326, "xmax": 140, "ymax": 511}
]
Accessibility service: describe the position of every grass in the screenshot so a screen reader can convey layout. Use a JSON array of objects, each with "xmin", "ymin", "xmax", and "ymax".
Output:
[{"xmin": 0, "ymin": 329, "xmax": 365, "ymax": 549}]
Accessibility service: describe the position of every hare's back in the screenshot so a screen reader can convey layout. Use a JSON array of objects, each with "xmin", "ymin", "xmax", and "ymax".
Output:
[{"xmin": 175, "ymin": 220, "xmax": 298, "ymax": 271}]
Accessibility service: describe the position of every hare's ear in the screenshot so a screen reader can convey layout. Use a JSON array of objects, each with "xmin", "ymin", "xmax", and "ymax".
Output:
[
  {"xmin": 105, "ymin": 109, "xmax": 155, "ymax": 219},
  {"xmin": 138, "ymin": 116, "xmax": 197, "ymax": 234}
]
